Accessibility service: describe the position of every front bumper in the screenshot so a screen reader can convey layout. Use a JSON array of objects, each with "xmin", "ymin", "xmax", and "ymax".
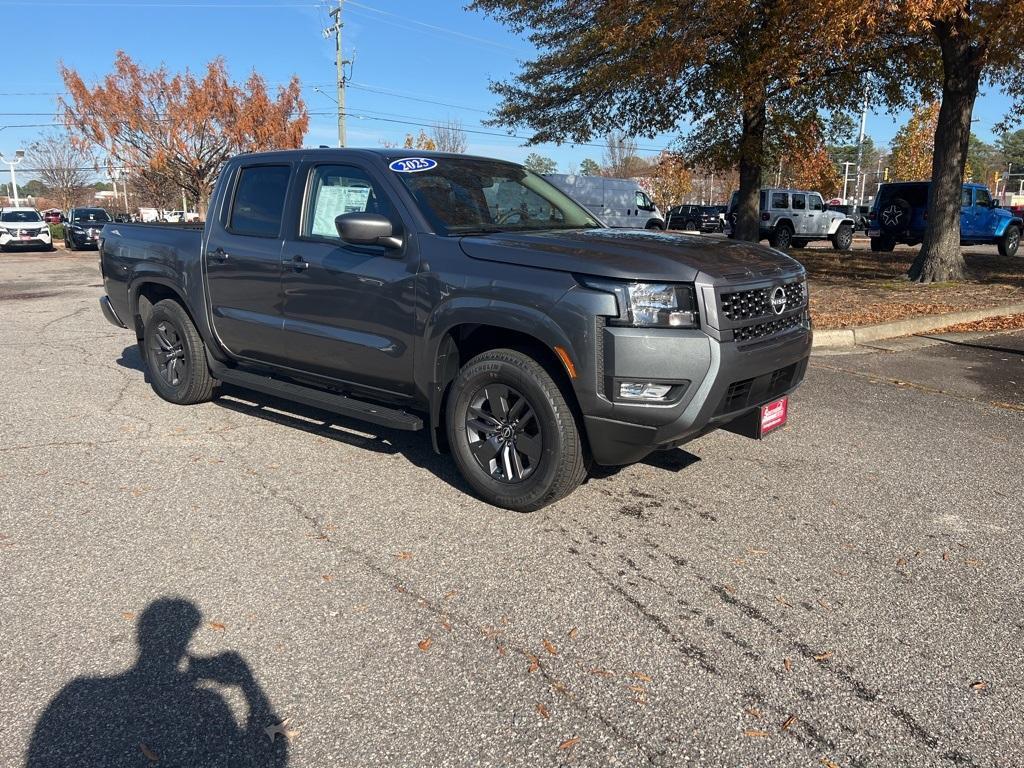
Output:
[
  {"xmin": 67, "ymin": 229, "xmax": 103, "ymax": 247},
  {"xmin": 584, "ymin": 327, "xmax": 812, "ymax": 465},
  {"xmin": 1, "ymin": 232, "xmax": 51, "ymax": 248}
]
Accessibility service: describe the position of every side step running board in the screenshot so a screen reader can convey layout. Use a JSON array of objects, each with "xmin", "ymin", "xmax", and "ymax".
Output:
[{"xmin": 209, "ymin": 360, "xmax": 423, "ymax": 432}]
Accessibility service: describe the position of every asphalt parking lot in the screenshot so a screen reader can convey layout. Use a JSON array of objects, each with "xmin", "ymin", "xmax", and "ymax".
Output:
[{"xmin": 1, "ymin": 250, "xmax": 1021, "ymax": 767}]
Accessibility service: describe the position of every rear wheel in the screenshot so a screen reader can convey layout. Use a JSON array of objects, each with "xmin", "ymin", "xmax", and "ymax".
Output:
[
  {"xmin": 998, "ymin": 225, "xmax": 1020, "ymax": 257},
  {"xmin": 769, "ymin": 223, "xmax": 793, "ymax": 249},
  {"xmin": 831, "ymin": 224, "xmax": 854, "ymax": 251},
  {"xmin": 142, "ymin": 299, "xmax": 215, "ymax": 405},
  {"xmin": 684, "ymin": 219, "xmax": 699, "ymax": 231},
  {"xmin": 446, "ymin": 349, "xmax": 587, "ymax": 512},
  {"xmin": 870, "ymin": 235, "xmax": 896, "ymax": 252}
]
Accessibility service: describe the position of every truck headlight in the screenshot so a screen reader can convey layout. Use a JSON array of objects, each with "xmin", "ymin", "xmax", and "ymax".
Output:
[{"xmin": 582, "ymin": 279, "xmax": 698, "ymax": 328}]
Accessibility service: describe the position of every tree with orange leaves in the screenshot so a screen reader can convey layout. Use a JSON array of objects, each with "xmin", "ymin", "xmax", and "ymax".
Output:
[
  {"xmin": 779, "ymin": 120, "xmax": 842, "ymax": 198},
  {"xmin": 888, "ymin": 102, "xmax": 940, "ymax": 182},
  {"xmin": 60, "ymin": 52, "xmax": 308, "ymax": 216}
]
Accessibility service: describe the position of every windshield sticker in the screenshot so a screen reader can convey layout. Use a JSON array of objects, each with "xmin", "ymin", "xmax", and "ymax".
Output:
[{"xmin": 389, "ymin": 157, "xmax": 437, "ymax": 173}]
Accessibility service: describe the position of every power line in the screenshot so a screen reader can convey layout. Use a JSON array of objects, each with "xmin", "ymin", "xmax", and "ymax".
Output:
[{"xmin": 344, "ymin": 2, "xmax": 524, "ymax": 53}]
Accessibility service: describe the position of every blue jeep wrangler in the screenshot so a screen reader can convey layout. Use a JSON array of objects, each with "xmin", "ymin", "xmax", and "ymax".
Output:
[{"xmin": 868, "ymin": 182, "xmax": 1022, "ymax": 257}]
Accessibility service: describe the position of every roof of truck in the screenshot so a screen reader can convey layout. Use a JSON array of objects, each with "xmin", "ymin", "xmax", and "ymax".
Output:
[{"xmin": 232, "ymin": 147, "xmax": 521, "ymax": 165}]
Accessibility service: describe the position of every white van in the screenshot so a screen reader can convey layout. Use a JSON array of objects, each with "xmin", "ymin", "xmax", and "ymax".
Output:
[{"xmin": 545, "ymin": 174, "xmax": 664, "ymax": 229}]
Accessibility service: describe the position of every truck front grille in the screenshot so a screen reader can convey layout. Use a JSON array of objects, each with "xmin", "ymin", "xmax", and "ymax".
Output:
[
  {"xmin": 714, "ymin": 361, "xmax": 803, "ymax": 415},
  {"xmin": 721, "ymin": 280, "xmax": 805, "ymax": 321},
  {"xmin": 733, "ymin": 313, "xmax": 804, "ymax": 342}
]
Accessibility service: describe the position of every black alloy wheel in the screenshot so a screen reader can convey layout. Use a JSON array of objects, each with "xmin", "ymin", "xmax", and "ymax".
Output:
[
  {"xmin": 148, "ymin": 320, "xmax": 188, "ymax": 388},
  {"xmin": 465, "ymin": 384, "xmax": 542, "ymax": 483}
]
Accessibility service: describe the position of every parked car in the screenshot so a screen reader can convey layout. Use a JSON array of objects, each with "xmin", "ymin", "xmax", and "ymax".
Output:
[
  {"xmin": 43, "ymin": 209, "xmax": 63, "ymax": 224},
  {"xmin": 725, "ymin": 188, "xmax": 856, "ymax": 250},
  {"xmin": 98, "ymin": 149, "xmax": 811, "ymax": 511},
  {"xmin": 113, "ymin": 213, "xmax": 133, "ymax": 223},
  {"xmin": 0, "ymin": 207, "xmax": 54, "ymax": 251},
  {"xmin": 64, "ymin": 208, "xmax": 112, "ymax": 250},
  {"xmin": 666, "ymin": 205, "xmax": 721, "ymax": 232},
  {"xmin": 867, "ymin": 182, "xmax": 1022, "ymax": 256},
  {"xmin": 544, "ymin": 174, "xmax": 665, "ymax": 229}
]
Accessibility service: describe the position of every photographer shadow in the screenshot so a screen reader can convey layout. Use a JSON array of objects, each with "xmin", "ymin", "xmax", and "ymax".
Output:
[{"xmin": 26, "ymin": 598, "xmax": 289, "ymax": 767}]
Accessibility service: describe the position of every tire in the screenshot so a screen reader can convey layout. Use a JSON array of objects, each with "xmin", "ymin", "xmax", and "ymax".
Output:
[
  {"xmin": 645, "ymin": 220, "xmax": 664, "ymax": 230},
  {"xmin": 880, "ymin": 197, "xmax": 911, "ymax": 233},
  {"xmin": 831, "ymin": 224, "xmax": 854, "ymax": 251},
  {"xmin": 141, "ymin": 299, "xmax": 215, "ymax": 405},
  {"xmin": 769, "ymin": 224, "xmax": 793, "ymax": 249},
  {"xmin": 998, "ymin": 225, "xmax": 1021, "ymax": 258},
  {"xmin": 870, "ymin": 235, "xmax": 896, "ymax": 253},
  {"xmin": 446, "ymin": 349, "xmax": 587, "ymax": 512},
  {"xmin": 684, "ymin": 219, "xmax": 699, "ymax": 232}
]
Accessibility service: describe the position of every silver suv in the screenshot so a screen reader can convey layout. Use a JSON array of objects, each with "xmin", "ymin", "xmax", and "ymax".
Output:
[{"xmin": 727, "ymin": 188, "xmax": 856, "ymax": 251}]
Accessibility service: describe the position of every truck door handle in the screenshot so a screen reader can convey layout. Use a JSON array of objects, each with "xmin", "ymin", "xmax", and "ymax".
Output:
[
  {"xmin": 286, "ymin": 254, "xmax": 309, "ymax": 271},
  {"xmin": 207, "ymin": 248, "xmax": 229, "ymax": 263}
]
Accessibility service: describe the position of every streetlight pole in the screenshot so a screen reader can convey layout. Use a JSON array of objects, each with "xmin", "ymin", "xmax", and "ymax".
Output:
[
  {"xmin": 0, "ymin": 149, "xmax": 25, "ymax": 206},
  {"xmin": 323, "ymin": 0, "xmax": 350, "ymax": 148},
  {"xmin": 854, "ymin": 90, "xmax": 868, "ymax": 206}
]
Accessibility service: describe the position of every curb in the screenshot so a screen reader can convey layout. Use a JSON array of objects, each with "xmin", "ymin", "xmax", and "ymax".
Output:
[{"xmin": 811, "ymin": 302, "xmax": 1024, "ymax": 349}]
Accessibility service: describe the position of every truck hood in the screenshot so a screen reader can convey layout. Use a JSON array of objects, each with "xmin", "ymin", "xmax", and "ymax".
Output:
[{"xmin": 459, "ymin": 228, "xmax": 802, "ymax": 282}]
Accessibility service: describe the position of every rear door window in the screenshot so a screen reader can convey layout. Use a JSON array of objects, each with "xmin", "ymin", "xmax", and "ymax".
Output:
[
  {"xmin": 961, "ymin": 188, "xmax": 973, "ymax": 207},
  {"xmin": 792, "ymin": 194, "xmax": 806, "ymax": 210},
  {"xmin": 771, "ymin": 192, "xmax": 789, "ymax": 209},
  {"xmin": 228, "ymin": 165, "xmax": 291, "ymax": 238}
]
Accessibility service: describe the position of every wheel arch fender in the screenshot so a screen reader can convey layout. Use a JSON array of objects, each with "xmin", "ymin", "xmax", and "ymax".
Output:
[
  {"xmin": 995, "ymin": 216, "xmax": 1023, "ymax": 237},
  {"xmin": 774, "ymin": 217, "xmax": 795, "ymax": 232},
  {"xmin": 828, "ymin": 218, "xmax": 856, "ymax": 235},
  {"xmin": 420, "ymin": 298, "xmax": 581, "ymax": 454}
]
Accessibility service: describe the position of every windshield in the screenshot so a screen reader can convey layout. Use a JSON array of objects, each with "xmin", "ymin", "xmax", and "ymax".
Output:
[
  {"xmin": 1, "ymin": 210, "xmax": 42, "ymax": 223},
  {"xmin": 72, "ymin": 209, "xmax": 111, "ymax": 223},
  {"xmin": 391, "ymin": 157, "xmax": 601, "ymax": 235}
]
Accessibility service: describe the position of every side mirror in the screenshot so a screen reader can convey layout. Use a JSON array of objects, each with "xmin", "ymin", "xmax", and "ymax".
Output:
[
  {"xmin": 991, "ymin": 200, "xmax": 1000, "ymax": 208},
  {"xmin": 335, "ymin": 212, "xmax": 402, "ymax": 249}
]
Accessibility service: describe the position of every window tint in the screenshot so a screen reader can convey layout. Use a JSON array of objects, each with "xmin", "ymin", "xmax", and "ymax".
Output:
[
  {"xmin": 961, "ymin": 188, "xmax": 973, "ymax": 207},
  {"xmin": 759, "ymin": 190, "xmax": 767, "ymax": 209},
  {"xmin": 1, "ymin": 210, "xmax": 42, "ymax": 222},
  {"xmin": 974, "ymin": 187, "xmax": 991, "ymax": 207},
  {"xmin": 791, "ymin": 193, "xmax": 806, "ymax": 210},
  {"xmin": 771, "ymin": 192, "xmax": 789, "ymax": 209},
  {"xmin": 229, "ymin": 165, "xmax": 290, "ymax": 238},
  {"xmin": 71, "ymin": 208, "xmax": 110, "ymax": 223},
  {"xmin": 303, "ymin": 165, "xmax": 396, "ymax": 241},
  {"xmin": 809, "ymin": 195, "xmax": 824, "ymax": 211}
]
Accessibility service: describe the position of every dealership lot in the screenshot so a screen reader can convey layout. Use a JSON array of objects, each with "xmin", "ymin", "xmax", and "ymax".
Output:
[{"xmin": 1, "ymin": 251, "xmax": 1021, "ymax": 766}]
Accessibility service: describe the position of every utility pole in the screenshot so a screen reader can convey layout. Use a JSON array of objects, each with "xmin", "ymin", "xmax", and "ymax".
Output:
[
  {"xmin": 854, "ymin": 91, "xmax": 868, "ymax": 206},
  {"xmin": 324, "ymin": 0, "xmax": 350, "ymax": 148}
]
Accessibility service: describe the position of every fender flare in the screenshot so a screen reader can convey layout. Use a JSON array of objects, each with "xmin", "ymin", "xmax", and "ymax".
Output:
[
  {"xmin": 418, "ymin": 298, "xmax": 577, "ymax": 452},
  {"xmin": 827, "ymin": 218, "xmax": 856, "ymax": 236},
  {"xmin": 994, "ymin": 216, "xmax": 1024, "ymax": 238}
]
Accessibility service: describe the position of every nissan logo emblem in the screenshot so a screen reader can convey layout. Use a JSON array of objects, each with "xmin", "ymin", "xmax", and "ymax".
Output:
[{"xmin": 770, "ymin": 287, "xmax": 787, "ymax": 315}]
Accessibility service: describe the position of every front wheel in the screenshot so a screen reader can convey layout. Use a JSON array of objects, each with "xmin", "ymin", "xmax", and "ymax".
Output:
[
  {"xmin": 446, "ymin": 349, "xmax": 587, "ymax": 512},
  {"xmin": 831, "ymin": 224, "xmax": 854, "ymax": 251},
  {"xmin": 998, "ymin": 225, "xmax": 1020, "ymax": 258},
  {"xmin": 142, "ymin": 299, "xmax": 215, "ymax": 405}
]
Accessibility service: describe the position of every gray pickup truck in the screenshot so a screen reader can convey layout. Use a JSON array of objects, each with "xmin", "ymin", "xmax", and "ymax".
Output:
[{"xmin": 99, "ymin": 149, "xmax": 811, "ymax": 511}]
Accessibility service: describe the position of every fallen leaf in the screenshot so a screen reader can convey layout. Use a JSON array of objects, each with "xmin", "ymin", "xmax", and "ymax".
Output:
[
  {"xmin": 965, "ymin": 558, "xmax": 982, "ymax": 567},
  {"xmin": 813, "ymin": 651, "xmax": 833, "ymax": 662},
  {"xmin": 121, "ymin": 612, "xmax": 135, "ymax": 621},
  {"xmin": 632, "ymin": 671, "xmax": 653, "ymax": 682},
  {"xmin": 395, "ymin": 584, "xmax": 407, "ymax": 593},
  {"xmin": 140, "ymin": 742, "xmax": 159, "ymax": 762},
  {"xmin": 443, "ymin": 590, "xmax": 458, "ymax": 601},
  {"xmin": 820, "ymin": 759, "xmax": 840, "ymax": 768},
  {"xmin": 970, "ymin": 680, "xmax": 988, "ymax": 690},
  {"xmin": 783, "ymin": 658, "xmax": 793, "ymax": 672},
  {"xmin": 543, "ymin": 639, "xmax": 558, "ymax": 656},
  {"xmin": 536, "ymin": 702, "xmax": 550, "ymax": 719},
  {"xmin": 527, "ymin": 653, "xmax": 540, "ymax": 673},
  {"xmin": 321, "ymin": 574, "xmax": 334, "ymax": 582},
  {"xmin": 551, "ymin": 681, "xmax": 568, "ymax": 695},
  {"xmin": 589, "ymin": 667, "xmax": 614, "ymax": 677},
  {"xmin": 744, "ymin": 707, "xmax": 762, "ymax": 719},
  {"xmin": 776, "ymin": 596, "xmax": 793, "ymax": 607},
  {"xmin": 208, "ymin": 622, "xmax": 226, "ymax": 632},
  {"xmin": 567, "ymin": 627, "xmax": 579, "ymax": 640},
  {"xmin": 264, "ymin": 718, "xmax": 298, "ymax": 742},
  {"xmin": 396, "ymin": 551, "xmax": 413, "ymax": 560},
  {"xmin": 731, "ymin": 557, "xmax": 747, "ymax": 566},
  {"xmin": 723, "ymin": 584, "xmax": 736, "ymax": 594},
  {"xmin": 418, "ymin": 637, "xmax": 432, "ymax": 652},
  {"xmin": 942, "ymin": 551, "xmax": 950, "ymax": 562},
  {"xmin": 744, "ymin": 729, "xmax": 769, "ymax": 738},
  {"xmin": 440, "ymin": 616, "xmax": 452, "ymax": 632},
  {"xmin": 817, "ymin": 598, "xmax": 831, "ymax": 611},
  {"xmin": 558, "ymin": 736, "xmax": 580, "ymax": 751},
  {"xmin": 896, "ymin": 557, "xmax": 907, "ymax": 568},
  {"xmin": 496, "ymin": 644, "xmax": 506, "ymax": 656},
  {"xmin": 781, "ymin": 714, "xmax": 798, "ymax": 731}
]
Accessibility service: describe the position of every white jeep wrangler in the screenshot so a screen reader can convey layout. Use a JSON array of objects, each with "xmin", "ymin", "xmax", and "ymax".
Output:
[{"xmin": 728, "ymin": 188, "xmax": 856, "ymax": 251}]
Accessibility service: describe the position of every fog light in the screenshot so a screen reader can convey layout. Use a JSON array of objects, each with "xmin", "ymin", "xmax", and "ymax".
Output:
[{"xmin": 619, "ymin": 382, "xmax": 672, "ymax": 401}]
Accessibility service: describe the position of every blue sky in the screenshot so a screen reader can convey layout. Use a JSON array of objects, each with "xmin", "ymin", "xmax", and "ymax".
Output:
[{"xmin": 0, "ymin": 0, "xmax": 1017, "ymax": 182}]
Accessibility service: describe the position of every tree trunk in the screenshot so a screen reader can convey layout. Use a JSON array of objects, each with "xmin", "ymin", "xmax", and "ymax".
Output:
[
  {"xmin": 908, "ymin": 22, "xmax": 984, "ymax": 283},
  {"xmin": 734, "ymin": 96, "xmax": 767, "ymax": 242}
]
